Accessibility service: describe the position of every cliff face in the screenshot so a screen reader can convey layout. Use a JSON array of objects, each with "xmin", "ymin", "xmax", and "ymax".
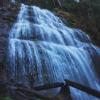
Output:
[
  {"xmin": 0, "ymin": 2, "xmax": 20, "ymax": 82},
  {"xmin": 0, "ymin": 4, "xmax": 19, "ymax": 36}
]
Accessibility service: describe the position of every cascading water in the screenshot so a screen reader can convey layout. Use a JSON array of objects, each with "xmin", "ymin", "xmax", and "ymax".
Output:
[
  {"xmin": 11, "ymin": 0, "xmax": 15, "ymax": 3},
  {"xmin": 8, "ymin": 3, "xmax": 100, "ymax": 100}
]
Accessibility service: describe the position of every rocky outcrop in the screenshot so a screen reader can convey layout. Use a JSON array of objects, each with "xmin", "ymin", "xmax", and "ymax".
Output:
[
  {"xmin": 0, "ymin": 2, "xmax": 20, "ymax": 83},
  {"xmin": 0, "ymin": 4, "xmax": 21, "ymax": 100},
  {"xmin": 0, "ymin": 3, "xmax": 20, "ymax": 37}
]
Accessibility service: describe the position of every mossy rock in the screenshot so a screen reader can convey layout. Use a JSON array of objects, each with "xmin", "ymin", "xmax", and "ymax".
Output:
[{"xmin": 0, "ymin": 97, "xmax": 13, "ymax": 100}]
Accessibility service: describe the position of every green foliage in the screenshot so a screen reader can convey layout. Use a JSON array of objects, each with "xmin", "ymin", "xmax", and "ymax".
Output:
[
  {"xmin": 0, "ymin": 97, "xmax": 13, "ymax": 100},
  {"xmin": 63, "ymin": 2, "xmax": 80, "ymax": 11}
]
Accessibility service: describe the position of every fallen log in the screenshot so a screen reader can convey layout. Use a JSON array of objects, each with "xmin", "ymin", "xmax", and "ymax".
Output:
[
  {"xmin": 34, "ymin": 82, "xmax": 72, "ymax": 100},
  {"xmin": 34, "ymin": 82, "xmax": 64, "ymax": 90},
  {"xmin": 15, "ymin": 82, "xmax": 73, "ymax": 100},
  {"xmin": 16, "ymin": 87, "xmax": 53, "ymax": 100},
  {"xmin": 65, "ymin": 80, "xmax": 100, "ymax": 98},
  {"xmin": 57, "ymin": 84, "xmax": 72, "ymax": 100},
  {"xmin": 1, "ymin": 80, "xmax": 100, "ymax": 100}
]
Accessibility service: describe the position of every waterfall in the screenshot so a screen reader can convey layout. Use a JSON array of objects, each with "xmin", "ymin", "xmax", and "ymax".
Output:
[
  {"xmin": 8, "ymin": 4, "xmax": 100, "ymax": 100},
  {"xmin": 74, "ymin": 0, "xmax": 80, "ymax": 3},
  {"xmin": 11, "ymin": 0, "xmax": 16, "ymax": 3}
]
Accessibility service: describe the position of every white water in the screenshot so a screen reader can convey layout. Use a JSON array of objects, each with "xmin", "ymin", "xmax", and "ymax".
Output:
[
  {"xmin": 74, "ymin": 0, "xmax": 80, "ymax": 3},
  {"xmin": 11, "ymin": 0, "xmax": 15, "ymax": 3},
  {"xmin": 8, "ymin": 4, "xmax": 100, "ymax": 100}
]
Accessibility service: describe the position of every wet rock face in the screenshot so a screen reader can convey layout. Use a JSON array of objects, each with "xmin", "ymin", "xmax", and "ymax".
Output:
[
  {"xmin": 16, "ymin": 0, "xmax": 44, "ymax": 6},
  {"xmin": 0, "ymin": 3, "xmax": 20, "ymax": 37},
  {"xmin": 0, "ymin": 3, "xmax": 20, "ymax": 82},
  {"xmin": 17, "ymin": 0, "xmax": 61, "ymax": 9}
]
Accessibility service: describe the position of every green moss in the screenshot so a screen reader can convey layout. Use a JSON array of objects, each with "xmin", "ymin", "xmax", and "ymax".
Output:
[{"xmin": 0, "ymin": 97, "xmax": 13, "ymax": 100}]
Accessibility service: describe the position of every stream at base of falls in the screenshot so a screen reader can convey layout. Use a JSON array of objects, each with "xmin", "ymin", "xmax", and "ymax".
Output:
[{"xmin": 7, "ymin": 3, "xmax": 100, "ymax": 100}]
